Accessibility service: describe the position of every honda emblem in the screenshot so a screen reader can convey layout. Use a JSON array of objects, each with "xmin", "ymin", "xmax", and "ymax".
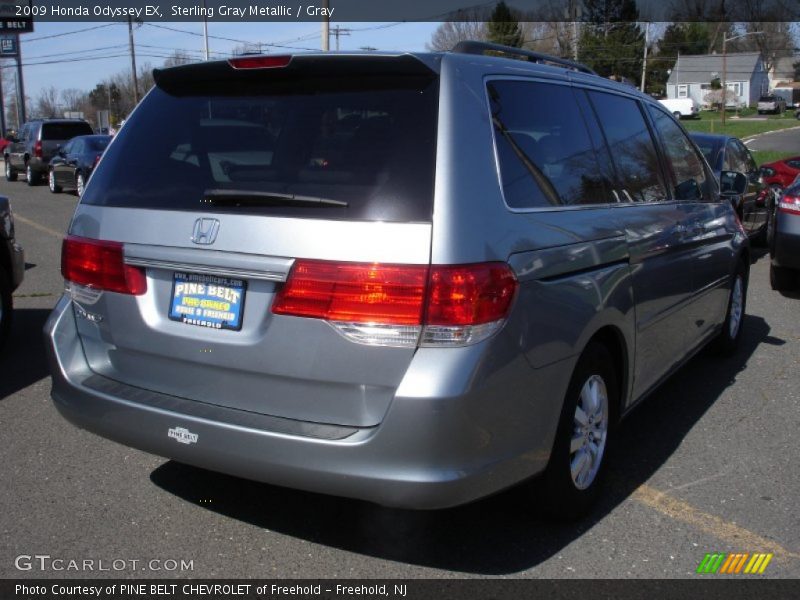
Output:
[{"xmin": 191, "ymin": 218, "xmax": 220, "ymax": 245}]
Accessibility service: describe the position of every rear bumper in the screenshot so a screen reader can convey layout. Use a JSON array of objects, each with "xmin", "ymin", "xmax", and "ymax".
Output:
[
  {"xmin": 772, "ymin": 213, "xmax": 800, "ymax": 270},
  {"xmin": 45, "ymin": 295, "xmax": 567, "ymax": 509}
]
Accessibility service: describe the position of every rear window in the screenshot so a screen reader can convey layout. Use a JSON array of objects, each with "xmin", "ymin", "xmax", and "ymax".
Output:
[
  {"xmin": 41, "ymin": 122, "xmax": 93, "ymax": 141},
  {"xmin": 86, "ymin": 137, "xmax": 111, "ymax": 152},
  {"xmin": 759, "ymin": 96, "xmax": 776, "ymax": 102},
  {"xmin": 82, "ymin": 76, "xmax": 438, "ymax": 222}
]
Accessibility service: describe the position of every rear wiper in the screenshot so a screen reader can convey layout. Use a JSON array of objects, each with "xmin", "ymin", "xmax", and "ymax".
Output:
[{"xmin": 203, "ymin": 189, "xmax": 348, "ymax": 208}]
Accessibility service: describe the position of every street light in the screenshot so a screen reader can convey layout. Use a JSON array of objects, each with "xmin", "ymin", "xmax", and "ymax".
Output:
[{"xmin": 721, "ymin": 30, "xmax": 764, "ymax": 126}]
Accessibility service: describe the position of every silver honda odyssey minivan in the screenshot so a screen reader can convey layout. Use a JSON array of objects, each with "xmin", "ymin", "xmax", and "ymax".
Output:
[{"xmin": 45, "ymin": 42, "xmax": 749, "ymax": 518}]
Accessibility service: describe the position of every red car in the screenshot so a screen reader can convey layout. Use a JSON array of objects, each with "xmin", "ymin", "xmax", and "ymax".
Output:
[{"xmin": 760, "ymin": 156, "xmax": 800, "ymax": 191}]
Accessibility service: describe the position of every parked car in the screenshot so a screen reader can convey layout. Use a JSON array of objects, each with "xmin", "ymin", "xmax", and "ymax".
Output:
[
  {"xmin": 759, "ymin": 156, "xmax": 800, "ymax": 192},
  {"xmin": 757, "ymin": 95, "xmax": 786, "ymax": 114},
  {"xmin": 690, "ymin": 132, "xmax": 773, "ymax": 244},
  {"xmin": 659, "ymin": 97, "xmax": 699, "ymax": 119},
  {"xmin": 4, "ymin": 119, "xmax": 94, "ymax": 186},
  {"xmin": 45, "ymin": 42, "xmax": 751, "ymax": 519},
  {"xmin": 769, "ymin": 180, "xmax": 800, "ymax": 290},
  {"xmin": 0, "ymin": 195, "xmax": 25, "ymax": 351},
  {"xmin": 48, "ymin": 135, "xmax": 112, "ymax": 197}
]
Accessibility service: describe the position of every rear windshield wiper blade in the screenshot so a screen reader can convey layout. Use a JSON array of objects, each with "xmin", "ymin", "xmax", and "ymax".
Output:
[{"xmin": 203, "ymin": 189, "xmax": 348, "ymax": 208}]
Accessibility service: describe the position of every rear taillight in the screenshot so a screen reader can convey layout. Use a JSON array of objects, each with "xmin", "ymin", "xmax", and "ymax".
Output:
[
  {"xmin": 61, "ymin": 235, "xmax": 146, "ymax": 295},
  {"xmin": 778, "ymin": 195, "xmax": 800, "ymax": 215},
  {"xmin": 228, "ymin": 55, "xmax": 291, "ymax": 69},
  {"xmin": 272, "ymin": 260, "xmax": 518, "ymax": 347},
  {"xmin": 33, "ymin": 140, "xmax": 42, "ymax": 158},
  {"xmin": 93, "ymin": 154, "xmax": 101, "ymax": 168}
]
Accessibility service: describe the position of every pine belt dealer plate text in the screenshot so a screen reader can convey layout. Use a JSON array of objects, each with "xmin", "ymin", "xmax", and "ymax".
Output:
[{"xmin": 169, "ymin": 272, "xmax": 246, "ymax": 331}]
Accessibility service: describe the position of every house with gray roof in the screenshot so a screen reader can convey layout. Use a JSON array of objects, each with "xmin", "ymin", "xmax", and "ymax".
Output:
[{"xmin": 666, "ymin": 52, "xmax": 769, "ymax": 108}]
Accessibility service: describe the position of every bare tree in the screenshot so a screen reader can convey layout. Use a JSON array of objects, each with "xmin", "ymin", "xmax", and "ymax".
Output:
[
  {"xmin": 34, "ymin": 86, "xmax": 60, "ymax": 119},
  {"xmin": 427, "ymin": 20, "xmax": 487, "ymax": 51},
  {"xmin": 60, "ymin": 88, "xmax": 85, "ymax": 112},
  {"xmin": 163, "ymin": 50, "xmax": 196, "ymax": 67}
]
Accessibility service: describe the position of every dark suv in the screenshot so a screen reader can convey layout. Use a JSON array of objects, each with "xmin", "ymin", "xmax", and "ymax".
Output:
[
  {"xmin": 0, "ymin": 196, "xmax": 24, "ymax": 351},
  {"xmin": 5, "ymin": 119, "xmax": 94, "ymax": 185}
]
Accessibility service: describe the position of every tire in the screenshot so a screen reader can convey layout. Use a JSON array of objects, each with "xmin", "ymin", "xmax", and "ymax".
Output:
[
  {"xmin": 0, "ymin": 262, "xmax": 11, "ymax": 354},
  {"xmin": 770, "ymin": 263, "xmax": 799, "ymax": 291},
  {"xmin": 538, "ymin": 341, "xmax": 618, "ymax": 520},
  {"xmin": 25, "ymin": 163, "xmax": 39, "ymax": 186},
  {"xmin": 5, "ymin": 158, "xmax": 16, "ymax": 182},
  {"xmin": 76, "ymin": 173, "xmax": 86, "ymax": 198},
  {"xmin": 712, "ymin": 261, "xmax": 747, "ymax": 356},
  {"xmin": 673, "ymin": 111, "xmax": 681, "ymax": 119},
  {"xmin": 48, "ymin": 169, "xmax": 62, "ymax": 194}
]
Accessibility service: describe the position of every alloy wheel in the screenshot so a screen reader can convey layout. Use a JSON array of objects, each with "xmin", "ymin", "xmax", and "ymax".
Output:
[{"xmin": 570, "ymin": 374, "xmax": 609, "ymax": 490}]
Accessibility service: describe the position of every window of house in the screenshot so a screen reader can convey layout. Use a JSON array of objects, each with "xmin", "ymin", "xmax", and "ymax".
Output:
[{"xmin": 677, "ymin": 85, "xmax": 688, "ymax": 98}]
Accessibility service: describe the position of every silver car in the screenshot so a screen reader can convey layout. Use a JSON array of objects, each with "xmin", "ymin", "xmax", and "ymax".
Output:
[{"xmin": 45, "ymin": 42, "xmax": 750, "ymax": 518}]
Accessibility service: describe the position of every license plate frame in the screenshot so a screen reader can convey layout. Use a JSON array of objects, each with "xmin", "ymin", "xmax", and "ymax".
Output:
[{"xmin": 168, "ymin": 272, "xmax": 247, "ymax": 331}]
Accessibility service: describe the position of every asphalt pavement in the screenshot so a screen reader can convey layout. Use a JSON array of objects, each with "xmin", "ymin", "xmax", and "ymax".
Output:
[
  {"xmin": 745, "ymin": 125, "xmax": 800, "ymax": 153},
  {"xmin": 1, "ymin": 178, "xmax": 799, "ymax": 579}
]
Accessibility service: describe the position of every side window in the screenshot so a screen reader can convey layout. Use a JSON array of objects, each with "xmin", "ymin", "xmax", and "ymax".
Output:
[
  {"xmin": 588, "ymin": 91, "xmax": 668, "ymax": 203},
  {"xmin": 487, "ymin": 79, "xmax": 611, "ymax": 208},
  {"xmin": 723, "ymin": 141, "xmax": 739, "ymax": 172},
  {"xmin": 647, "ymin": 106, "xmax": 709, "ymax": 201},
  {"xmin": 70, "ymin": 140, "xmax": 82, "ymax": 154},
  {"xmin": 61, "ymin": 141, "xmax": 74, "ymax": 155},
  {"xmin": 737, "ymin": 141, "xmax": 758, "ymax": 175}
]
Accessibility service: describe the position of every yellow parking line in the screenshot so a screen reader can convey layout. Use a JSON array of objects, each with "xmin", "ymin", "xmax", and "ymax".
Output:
[
  {"xmin": 13, "ymin": 214, "xmax": 64, "ymax": 239},
  {"xmin": 633, "ymin": 485, "xmax": 800, "ymax": 561}
]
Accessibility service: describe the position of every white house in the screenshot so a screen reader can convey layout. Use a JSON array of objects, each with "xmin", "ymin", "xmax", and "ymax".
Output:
[{"xmin": 666, "ymin": 53, "xmax": 769, "ymax": 108}]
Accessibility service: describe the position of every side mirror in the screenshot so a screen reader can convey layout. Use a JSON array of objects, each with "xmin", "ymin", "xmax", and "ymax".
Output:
[{"xmin": 720, "ymin": 170, "xmax": 747, "ymax": 196}]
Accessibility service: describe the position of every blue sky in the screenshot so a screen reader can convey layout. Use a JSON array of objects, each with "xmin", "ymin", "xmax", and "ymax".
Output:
[{"xmin": 7, "ymin": 20, "xmax": 440, "ymax": 100}]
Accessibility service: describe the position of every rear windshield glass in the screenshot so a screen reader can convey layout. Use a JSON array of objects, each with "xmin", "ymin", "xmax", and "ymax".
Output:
[
  {"xmin": 81, "ymin": 77, "xmax": 438, "ymax": 222},
  {"xmin": 759, "ymin": 96, "xmax": 776, "ymax": 101},
  {"xmin": 86, "ymin": 137, "xmax": 111, "ymax": 152},
  {"xmin": 42, "ymin": 122, "xmax": 93, "ymax": 140}
]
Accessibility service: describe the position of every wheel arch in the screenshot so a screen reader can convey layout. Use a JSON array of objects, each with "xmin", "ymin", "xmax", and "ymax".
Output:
[{"xmin": 584, "ymin": 325, "xmax": 629, "ymax": 422}]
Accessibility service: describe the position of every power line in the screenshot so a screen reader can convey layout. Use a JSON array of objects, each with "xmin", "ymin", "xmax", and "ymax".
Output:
[
  {"xmin": 143, "ymin": 22, "xmax": 318, "ymax": 51},
  {"xmin": 21, "ymin": 23, "xmax": 120, "ymax": 43}
]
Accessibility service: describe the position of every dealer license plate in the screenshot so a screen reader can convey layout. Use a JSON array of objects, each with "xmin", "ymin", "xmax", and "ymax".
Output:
[{"xmin": 169, "ymin": 272, "xmax": 246, "ymax": 331}]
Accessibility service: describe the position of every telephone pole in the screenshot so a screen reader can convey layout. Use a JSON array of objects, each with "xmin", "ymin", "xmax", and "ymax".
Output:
[
  {"xmin": 640, "ymin": 22, "xmax": 649, "ymax": 92},
  {"xmin": 331, "ymin": 25, "xmax": 351, "ymax": 51},
  {"xmin": 321, "ymin": 0, "xmax": 329, "ymax": 50},
  {"xmin": 128, "ymin": 16, "xmax": 139, "ymax": 105}
]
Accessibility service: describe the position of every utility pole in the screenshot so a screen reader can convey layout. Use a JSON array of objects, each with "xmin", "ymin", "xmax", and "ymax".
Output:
[
  {"xmin": 721, "ymin": 31, "xmax": 764, "ymax": 127},
  {"xmin": 640, "ymin": 22, "xmax": 649, "ymax": 92},
  {"xmin": 128, "ymin": 16, "xmax": 139, "ymax": 105},
  {"xmin": 202, "ymin": 0, "xmax": 210, "ymax": 60},
  {"xmin": 321, "ymin": 0, "xmax": 329, "ymax": 51},
  {"xmin": 0, "ymin": 68, "xmax": 6, "ymax": 137},
  {"xmin": 15, "ymin": 35, "xmax": 25, "ymax": 124},
  {"xmin": 331, "ymin": 25, "xmax": 351, "ymax": 51}
]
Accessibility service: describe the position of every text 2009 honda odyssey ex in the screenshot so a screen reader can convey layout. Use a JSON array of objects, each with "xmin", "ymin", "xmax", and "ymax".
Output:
[{"xmin": 45, "ymin": 43, "xmax": 750, "ymax": 518}]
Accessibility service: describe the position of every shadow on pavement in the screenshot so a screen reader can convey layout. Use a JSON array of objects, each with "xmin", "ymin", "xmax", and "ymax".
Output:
[
  {"xmin": 151, "ymin": 315, "xmax": 775, "ymax": 575},
  {"xmin": 0, "ymin": 308, "xmax": 52, "ymax": 400}
]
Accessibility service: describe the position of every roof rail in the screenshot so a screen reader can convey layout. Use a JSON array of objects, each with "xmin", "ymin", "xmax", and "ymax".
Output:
[{"xmin": 451, "ymin": 40, "xmax": 597, "ymax": 76}]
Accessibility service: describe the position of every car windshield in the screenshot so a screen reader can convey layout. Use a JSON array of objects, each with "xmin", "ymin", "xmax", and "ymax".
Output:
[{"xmin": 81, "ymin": 78, "xmax": 439, "ymax": 223}]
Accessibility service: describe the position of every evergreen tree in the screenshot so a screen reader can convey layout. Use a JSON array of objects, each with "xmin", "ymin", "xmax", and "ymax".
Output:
[
  {"xmin": 486, "ymin": 2, "xmax": 524, "ymax": 48},
  {"xmin": 577, "ymin": 0, "xmax": 644, "ymax": 82}
]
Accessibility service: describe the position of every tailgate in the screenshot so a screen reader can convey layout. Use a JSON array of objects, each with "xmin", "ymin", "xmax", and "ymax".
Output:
[{"xmin": 64, "ymin": 53, "xmax": 439, "ymax": 428}]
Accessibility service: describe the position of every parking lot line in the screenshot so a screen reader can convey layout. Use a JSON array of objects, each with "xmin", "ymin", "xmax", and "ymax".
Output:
[
  {"xmin": 633, "ymin": 484, "xmax": 800, "ymax": 562},
  {"xmin": 13, "ymin": 213, "xmax": 64, "ymax": 239}
]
